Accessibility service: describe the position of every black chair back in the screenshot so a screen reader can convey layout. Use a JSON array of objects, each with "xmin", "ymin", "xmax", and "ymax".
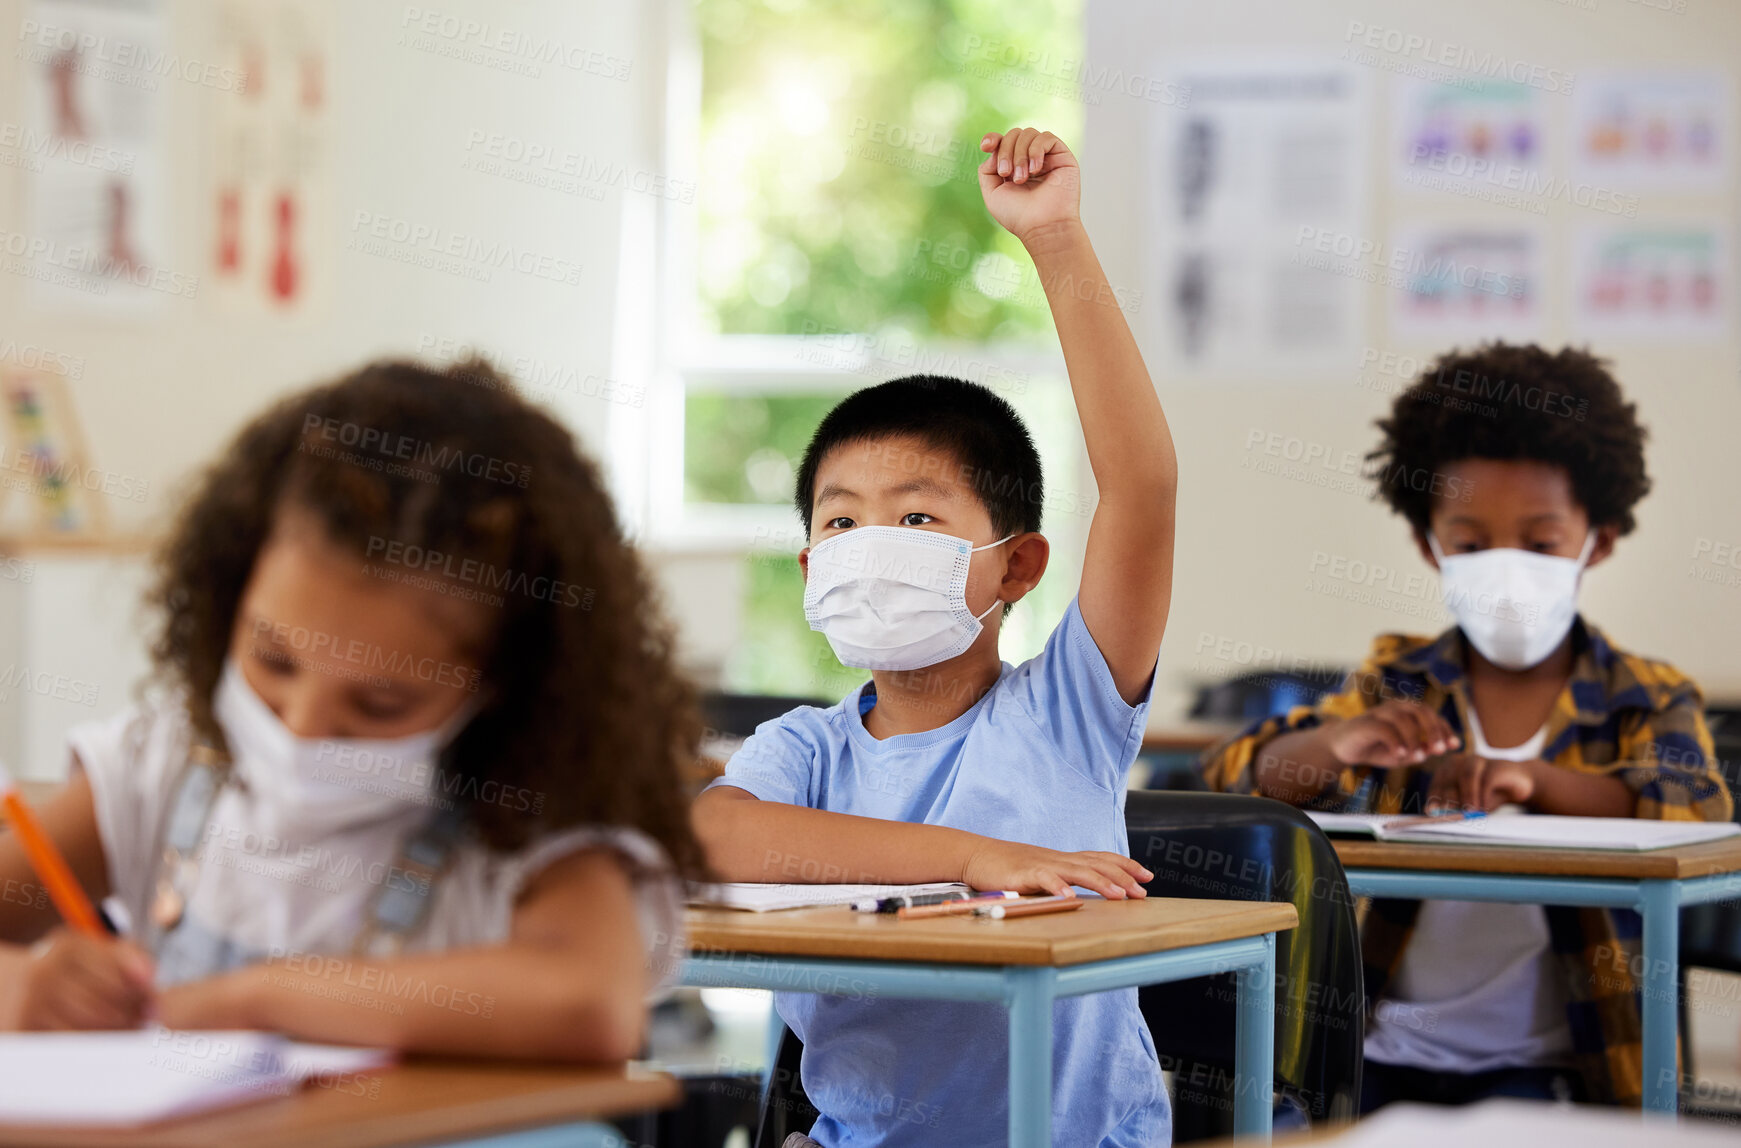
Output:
[
  {"xmin": 1189, "ymin": 669, "xmax": 1346, "ymax": 723},
  {"xmin": 1127, "ymin": 790, "xmax": 1364, "ymax": 1141}
]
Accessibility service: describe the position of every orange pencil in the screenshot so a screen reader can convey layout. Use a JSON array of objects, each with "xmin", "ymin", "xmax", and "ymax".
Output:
[
  {"xmin": 0, "ymin": 765, "xmax": 103, "ymax": 936},
  {"xmin": 974, "ymin": 895, "xmax": 1085, "ymax": 920}
]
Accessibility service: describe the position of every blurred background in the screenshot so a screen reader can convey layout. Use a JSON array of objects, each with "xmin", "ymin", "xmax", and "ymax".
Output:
[{"xmin": 0, "ymin": 0, "xmax": 1738, "ymax": 1133}]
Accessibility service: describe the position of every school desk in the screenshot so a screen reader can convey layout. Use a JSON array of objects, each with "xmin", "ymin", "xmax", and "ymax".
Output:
[
  {"xmin": 1141, "ymin": 721, "xmax": 1242, "ymax": 757},
  {"xmin": 682, "ymin": 896, "xmax": 1299, "ymax": 1146},
  {"xmin": 1333, "ymin": 835, "xmax": 1741, "ymax": 1118},
  {"xmin": 0, "ymin": 1058, "xmax": 679, "ymax": 1148},
  {"xmin": 1138, "ymin": 721, "xmax": 1240, "ymax": 787}
]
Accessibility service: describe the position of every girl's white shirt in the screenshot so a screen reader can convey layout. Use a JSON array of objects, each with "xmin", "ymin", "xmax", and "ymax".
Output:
[{"xmin": 69, "ymin": 699, "xmax": 684, "ymax": 991}]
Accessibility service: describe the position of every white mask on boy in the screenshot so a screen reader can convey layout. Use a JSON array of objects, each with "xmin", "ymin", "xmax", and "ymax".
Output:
[
  {"xmin": 1430, "ymin": 532, "xmax": 1595, "ymax": 671},
  {"xmin": 213, "ymin": 659, "xmax": 472, "ymax": 834},
  {"xmin": 804, "ymin": 526, "xmax": 1012, "ymax": 671}
]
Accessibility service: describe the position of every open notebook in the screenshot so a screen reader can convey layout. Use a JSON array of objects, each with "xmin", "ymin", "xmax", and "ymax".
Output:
[
  {"xmin": 690, "ymin": 881, "xmax": 972, "ymax": 912},
  {"xmin": 0, "ymin": 1030, "xmax": 393, "ymax": 1127},
  {"xmin": 1307, "ymin": 811, "xmax": 1741, "ymax": 851}
]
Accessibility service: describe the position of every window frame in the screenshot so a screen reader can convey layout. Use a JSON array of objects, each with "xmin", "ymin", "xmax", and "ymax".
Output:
[{"xmin": 613, "ymin": 0, "xmax": 1074, "ymax": 558}]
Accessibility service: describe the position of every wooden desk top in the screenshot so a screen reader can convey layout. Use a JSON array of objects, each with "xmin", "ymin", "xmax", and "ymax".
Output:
[
  {"xmin": 686, "ymin": 896, "xmax": 1298, "ymax": 968},
  {"xmin": 1332, "ymin": 834, "xmax": 1741, "ymax": 881},
  {"xmin": 0, "ymin": 1059, "xmax": 679, "ymax": 1148},
  {"xmin": 1140, "ymin": 722, "xmax": 1240, "ymax": 754}
]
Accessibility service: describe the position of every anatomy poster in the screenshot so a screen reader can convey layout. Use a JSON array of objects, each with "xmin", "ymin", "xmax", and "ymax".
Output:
[
  {"xmin": 1149, "ymin": 57, "xmax": 1370, "ymax": 380},
  {"xmin": 1572, "ymin": 71, "xmax": 1730, "ymax": 191},
  {"xmin": 208, "ymin": 0, "xmax": 332, "ymax": 314},
  {"xmin": 1572, "ymin": 223, "xmax": 1728, "ymax": 341},
  {"xmin": 21, "ymin": 0, "xmax": 175, "ymax": 310}
]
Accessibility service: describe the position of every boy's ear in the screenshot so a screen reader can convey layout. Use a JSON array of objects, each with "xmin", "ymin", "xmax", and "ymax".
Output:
[
  {"xmin": 1585, "ymin": 524, "xmax": 1620, "ymax": 570},
  {"xmin": 798, "ymin": 547, "xmax": 810, "ymax": 582},
  {"xmin": 995, "ymin": 532, "xmax": 1049, "ymax": 605}
]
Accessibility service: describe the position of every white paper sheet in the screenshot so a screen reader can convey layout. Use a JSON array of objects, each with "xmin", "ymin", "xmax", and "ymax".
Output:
[
  {"xmin": 1328, "ymin": 1098, "xmax": 1735, "ymax": 1147},
  {"xmin": 1307, "ymin": 810, "xmax": 1739, "ymax": 851},
  {"xmin": 0, "ymin": 1029, "xmax": 392, "ymax": 1127},
  {"xmin": 1388, "ymin": 814, "xmax": 1739, "ymax": 851}
]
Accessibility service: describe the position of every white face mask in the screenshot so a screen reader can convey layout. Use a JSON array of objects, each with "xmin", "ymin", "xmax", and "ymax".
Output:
[
  {"xmin": 803, "ymin": 526, "xmax": 1012, "ymax": 671},
  {"xmin": 213, "ymin": 659, "xmax": 472, "ymax": 833},
  {"xmin": 1430, "ymin": 532, "xmax": 1595, "ymax": 670}
]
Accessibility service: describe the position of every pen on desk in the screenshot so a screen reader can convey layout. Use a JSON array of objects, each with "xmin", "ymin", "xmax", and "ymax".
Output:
[
  {"xmin": 855, "ymin": 890, "xmax": 1016, "ymax": 913},
  {"xmin": 1348, "ymin": 773, "xmax": 1375, "ymax": 816},
  {"xmin": 894, "ymin": 892, "xmax": 1020, "ymax": 919},
  {"xmin": 0, "ymin": 762, "xmax": 104, "ymax": 937},
  {"xmin": 1394, "ymin": 809, "xmax": 1488, "ymax": 829},
  {"xmin": 973, "ymin": 895, "xmax": 1085, "ymax": 920}
]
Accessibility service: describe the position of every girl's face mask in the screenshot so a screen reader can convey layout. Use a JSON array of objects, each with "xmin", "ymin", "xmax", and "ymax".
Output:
[{"xmin": 213, "ymin": 659, "xmax": 475, "ymax": 833}]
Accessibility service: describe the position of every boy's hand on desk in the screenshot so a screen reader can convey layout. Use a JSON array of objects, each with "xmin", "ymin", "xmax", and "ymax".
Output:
[
  {"xmin": 961, "ymin": 840, "xmax": 1151, "ymax": 900},
  {"xmin": 978, "ymin": 128, "xmax": 1080, "ymax": 246},
  {"xmin": 1426, "ymin": 756, "xmax": 1537, "ymax": 815},
  {"xmin": 1321, "ymin": 700, "xmax": 1460, "ymax": 768},
  {"xmin": 0, "ymin": 929, "xmax": 155, "ymax": 1031}
]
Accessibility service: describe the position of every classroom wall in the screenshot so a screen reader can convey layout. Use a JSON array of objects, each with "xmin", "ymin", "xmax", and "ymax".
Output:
[
  {"xmin": 0, "ymin": 0, "xmax": 658, "ymax": 510},
  {"xmin": 0, "ymin": 0, "xmax": 667, "ymax": 775},
  {"xmin": 1084, "ymin": 0, "xmax": 1741, "ymax": 719}
]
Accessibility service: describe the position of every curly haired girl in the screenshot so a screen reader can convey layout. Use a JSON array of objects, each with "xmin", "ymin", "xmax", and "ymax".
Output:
[{"xmin": 0, "ymin": 358, "xmax": 703, "ymax": 1060}]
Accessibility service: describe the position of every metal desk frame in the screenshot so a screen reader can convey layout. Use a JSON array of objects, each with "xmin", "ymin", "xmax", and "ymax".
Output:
[
  {"xmin": 682, "ymin": 931, "xmax": 1280, "ymax": 1147},
  {"xmin": 1343, "ymin": 866, "xmax": 1741, "ymax": 1117}
]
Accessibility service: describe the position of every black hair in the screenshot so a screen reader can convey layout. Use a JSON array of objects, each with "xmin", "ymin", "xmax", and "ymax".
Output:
[
  {"xmin": 794, "ymin": 375, "xmax": 1043, "ymax": 539},
  {"xmin": 1368, "ymin": 341, "xmax": 1651, "ymax": 535}
]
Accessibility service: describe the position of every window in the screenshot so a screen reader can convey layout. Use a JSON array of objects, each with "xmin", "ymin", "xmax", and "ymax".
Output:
[{"xmin": 657, "ymin": 0, "xmax": 1091, "ymax": 696}]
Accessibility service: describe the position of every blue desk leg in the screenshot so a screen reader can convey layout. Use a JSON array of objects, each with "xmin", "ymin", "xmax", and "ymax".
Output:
[
  {"xmin": 1233, "ymin": 933, "xmax": 1276, "ymax": 1141},
  {"xmin": 762, "ymin": 1007, "xmax": 788, "ymax": 1096},
  {"xmin": 1639, "ymin": 879, "xmax": 1681, "ymax": 1118},
  {"xmin": 1006, "ymin": 966, "xmax": 1057, "ymax": 1148}
]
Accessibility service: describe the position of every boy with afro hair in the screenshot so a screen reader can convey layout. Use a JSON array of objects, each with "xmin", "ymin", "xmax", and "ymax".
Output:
[{"xmin": 1202, "ymin": 341, "xmax": 1731, "ymax": 1111}]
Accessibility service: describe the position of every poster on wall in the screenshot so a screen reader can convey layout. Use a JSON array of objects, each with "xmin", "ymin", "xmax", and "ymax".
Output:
[
  {"xmin": 1148, "ymin": 57, "xmax": 1370, "ymax": 380},
  {"xmin": 20, "ymin": 0, "xmax": 180, "ymax": 311},
  {"xmin": 1571, "ymin": 223, "xmax": 1728, "ymax": 341},
  {"xmin": 1391, "ymin": 78, "xmax": 1546, "ymax": 196},
  {"xmin": 1572, "ymin": 71, "xmax": 1730, "ymax": 191},
  {"xmin": 207, "ymin": 0, "xmax": 332, "ymax": 315},
  {"xmin": 1386, "ymin": 225, "xmax": 1544, "ymax": 341},
  {"xmin": 0, "ymin": 369, "xmax": 108, "ymax": 537}
]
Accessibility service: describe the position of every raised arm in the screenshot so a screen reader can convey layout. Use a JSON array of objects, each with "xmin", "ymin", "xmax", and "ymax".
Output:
[{"xmin": 979, "ymin": 128, "xmax": 1177, "ymax": 703}]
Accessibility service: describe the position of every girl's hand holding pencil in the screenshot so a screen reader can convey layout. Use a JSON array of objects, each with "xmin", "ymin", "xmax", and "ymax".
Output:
[
  {"xmin": 0, "ymin": 762, "xmax": 155, "ymax": 1031},
  {"xmin": 0, "ymin": 927, "xmax": 155, "ymax": 1030}
]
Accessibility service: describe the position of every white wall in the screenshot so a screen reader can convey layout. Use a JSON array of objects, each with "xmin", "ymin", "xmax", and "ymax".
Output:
[
  {"xmin": 0, "ymin": 0, "xmax": 667, "ymax": 774},
  {"xmin": 1085, "ymin": 0, "xmax": 1741, "ymax": 718},
  {"xmin": 0, "ymin": 0, "xmax": 661, "ymax": 517}
]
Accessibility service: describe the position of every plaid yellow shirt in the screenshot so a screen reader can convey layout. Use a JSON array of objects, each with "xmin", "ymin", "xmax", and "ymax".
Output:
[{"xmin": 1199, "ymin": 618, "xmax": 1731, "ymax": 1105}]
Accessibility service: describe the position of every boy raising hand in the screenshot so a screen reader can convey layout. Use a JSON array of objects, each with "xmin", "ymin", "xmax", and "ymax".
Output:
[{"xmin": 694, "ymin": 128, "xmax": 1177, "ymax": 1146}]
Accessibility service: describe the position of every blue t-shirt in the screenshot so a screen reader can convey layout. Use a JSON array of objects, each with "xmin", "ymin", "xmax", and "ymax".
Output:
[{"xmin": 714, "ymin": 597, "xmax": 1170, "ymax": 1148}]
